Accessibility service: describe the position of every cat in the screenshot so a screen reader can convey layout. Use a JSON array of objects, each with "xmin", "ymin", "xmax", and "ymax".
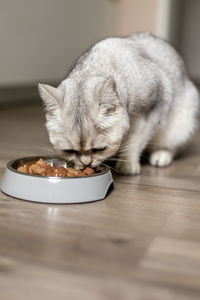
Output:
[{"xmin": 38, "ymin": 32, "xmax": 199, "ymax": 175}]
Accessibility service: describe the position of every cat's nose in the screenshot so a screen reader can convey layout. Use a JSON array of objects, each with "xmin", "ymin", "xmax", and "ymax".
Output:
[{"xmin": 80, "ymin": 155, "xmax": 92, "ymax": 166}]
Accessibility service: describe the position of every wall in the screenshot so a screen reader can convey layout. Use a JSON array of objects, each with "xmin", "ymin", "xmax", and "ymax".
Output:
[
  {"xmin": 114, "ymin": 0, "xmax": 158, "ymax": 36},
  {"xmin": 179, "ymin": 0, "xmax": 200, "ymax": 81},
  {"xmin": 0, "ymin": 0, "xmax": 116, "ymax": 87},
  {"xmin": 0, "ymin": 0, "xmax": 172, "ymax": 89}
]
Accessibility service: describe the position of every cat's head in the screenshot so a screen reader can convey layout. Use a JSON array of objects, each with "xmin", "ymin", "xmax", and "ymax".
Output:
[{"xmin": 38, "ymin": 76, "xmax": 129, "ymax": 167}]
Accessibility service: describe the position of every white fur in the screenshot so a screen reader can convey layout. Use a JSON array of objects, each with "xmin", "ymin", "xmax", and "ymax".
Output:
[
  {"xmin": 150, "ymin": 150, "xmax": 173, "ymax": 167},
  {"xmin": 38, "ymin": 33, "xmax": 199, "ymax": 174}
]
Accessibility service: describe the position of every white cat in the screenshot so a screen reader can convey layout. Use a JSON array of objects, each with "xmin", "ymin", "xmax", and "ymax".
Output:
[{"xmin": 38, "ymin": 33, "xmax": 199, "ymax": 175}]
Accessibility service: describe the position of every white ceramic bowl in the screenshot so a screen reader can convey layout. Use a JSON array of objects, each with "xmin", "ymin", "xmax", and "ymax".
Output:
[{"xmin": 1, "ymin": 156, "xmax": 113, "ymax": 204}]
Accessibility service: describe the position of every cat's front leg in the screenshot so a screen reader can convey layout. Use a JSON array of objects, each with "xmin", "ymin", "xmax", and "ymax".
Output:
[
  {"xmin": 115, "ymin": 136, "xmax": 141, "ymax": 175},
  {"xmin": 115, "ymin": 118, "xmax": 146, "ymax": 175},
  {"xmin": 115, "ymin": 113, "xmax": 159, "ymax": 175},
  {"xmin": 116, "ymin": 159, "xmax": 141, "ymax": 175}
]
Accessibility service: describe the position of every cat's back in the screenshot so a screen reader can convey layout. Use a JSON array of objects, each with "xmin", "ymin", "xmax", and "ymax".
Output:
[
  {"xmin": 84, "ymin": 33, "xmax": 185, "ymax": 77},
  {"xmin": 106, "ymin": 33, "xmax": 183, "ymax": 65},
  {"xmin": 70, "ymin": 33, "xmax": 186, "ymax": 93},
  {"xmin": 128, "ymin": 33, "xmax": 186, "ymax": 79},
  {"xmin": 91, "ymin": 36, "xmax": 140, "ymax": 61},
  {"xmin": 81, "ymin": 36, "xmax": 148, "ymax": 76},
  {"xmin": 93, "ymin": 33, "xmax": 186, "ymax": 90},
  {"xmin": 91, "ymin": 33, "xmax": 179, "ymax": 61}
]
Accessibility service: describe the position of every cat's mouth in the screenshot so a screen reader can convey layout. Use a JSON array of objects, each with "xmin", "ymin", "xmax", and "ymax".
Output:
[
  {"xmin": 91, "ymin": 161, "xmax": 102, "ymax": 168},
  {"xmin": 74, "ymin": 160, "xmax": 101, "ymax": 169}
]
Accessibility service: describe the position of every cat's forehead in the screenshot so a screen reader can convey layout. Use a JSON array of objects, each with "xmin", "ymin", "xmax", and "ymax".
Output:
[
  {"xmin": 78, "ymin": 124, "xmax": 98, "ymax": 150},
  {"xmin": 64, "ymin": 75, "xmax": 100, "ymax": 106},
  {"xmin": 67, "ymin": 117, "xmax": 103, "ymax": 151}
]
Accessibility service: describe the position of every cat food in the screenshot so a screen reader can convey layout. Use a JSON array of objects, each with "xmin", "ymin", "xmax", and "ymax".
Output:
[{"xmin": 17, "ymin": 158, "xmax": 96, "ymax": 177}]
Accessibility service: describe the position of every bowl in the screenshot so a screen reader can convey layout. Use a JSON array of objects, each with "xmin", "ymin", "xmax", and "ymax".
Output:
[{"xmin": 0, "ymin": 156, "xmax": 113, "ymax": 204}]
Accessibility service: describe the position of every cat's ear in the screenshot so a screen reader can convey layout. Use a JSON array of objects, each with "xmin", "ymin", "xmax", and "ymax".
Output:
[
  {"xmin": 38, "ymin": 83, "xmax": 64, "ymax": 110},
  {"xmin": 99, "ymin": 77, "xmax": 119, "ymax": 113}
]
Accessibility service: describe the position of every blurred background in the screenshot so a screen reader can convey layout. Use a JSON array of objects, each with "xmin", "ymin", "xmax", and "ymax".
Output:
[{"xmin": 0, "ymin": 0, "xmax": 199, "ymax": 106}]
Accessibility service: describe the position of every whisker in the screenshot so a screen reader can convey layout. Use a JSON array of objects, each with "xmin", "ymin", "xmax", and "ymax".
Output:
[
  {"xmin": 107, "ymin": 158, "xmax": 127, "ymax": 162},
  {"xmin": 102, "ymin": 162, "xmax": 120, "ymax": 174},
  {"xmin": 33, "ymin": 143, "xmax": 55, "ymax": 155}
]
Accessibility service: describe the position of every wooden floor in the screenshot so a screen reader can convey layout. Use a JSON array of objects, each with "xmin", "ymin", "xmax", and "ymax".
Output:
[{"xmin": 0, "ymin": 104, "xmax": 200, "ymax": 300}]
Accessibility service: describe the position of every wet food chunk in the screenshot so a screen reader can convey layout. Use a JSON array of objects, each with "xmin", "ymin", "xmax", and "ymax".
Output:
[{"xmin": 17, "ymin": 158, "xmax": 98, "ymax": 177}]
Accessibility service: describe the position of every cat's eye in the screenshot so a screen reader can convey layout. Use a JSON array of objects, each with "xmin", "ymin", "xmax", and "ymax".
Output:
[
  {"xmin": 63, "ymin": 149, "xmax": 78, "ymax": 154},
  {"xmin": 92, "ymin": 146, "xmax": 107, "ymax": 153}
]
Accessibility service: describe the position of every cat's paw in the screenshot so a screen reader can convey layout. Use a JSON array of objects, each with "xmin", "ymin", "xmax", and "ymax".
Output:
[
  {"xmin": 116, "ymin": 161, "xmax": 141, "ymax": 175},
  {"xmin": 150, "ymin": 150, "xmax": 173, "ymax": 167}
]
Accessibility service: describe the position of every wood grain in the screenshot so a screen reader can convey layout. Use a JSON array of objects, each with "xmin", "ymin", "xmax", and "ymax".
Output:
[{"xmin": 0, "ymin": 104, "xmax": 200, "ymax": 300}]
